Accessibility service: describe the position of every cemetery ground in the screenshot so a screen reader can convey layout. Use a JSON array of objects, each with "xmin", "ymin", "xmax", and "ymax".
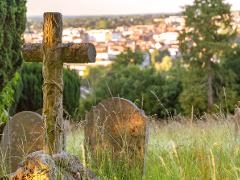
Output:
[{"xmin": 67, "ymin": 115, "xmax": 240, "ymax": 180}]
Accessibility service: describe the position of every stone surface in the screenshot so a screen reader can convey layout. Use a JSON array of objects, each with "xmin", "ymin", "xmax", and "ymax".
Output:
[
  {"xmin": 84, "ymin": 97, "xmax": 148, "ymax": 173},
  {"xmin": 0, "ymin": 122, "xmax": 6, "ymax": 142},
  {"xmin": 234, "ymin": 101, "xmax": 240, "ymax": 140},
  {"xmin": 8, "ymin": 151, "xmax": 99, "ymax": 180},
  {"xmin": 0, "ymin": 111, "xmax": 44, "ymax": 173},
  {"xmin": 35, "ymin": 108, "xmax": 72, "ymax": 152}
]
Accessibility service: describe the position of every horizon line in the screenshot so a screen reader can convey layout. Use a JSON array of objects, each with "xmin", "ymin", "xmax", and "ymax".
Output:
[{"xmin": 26, "ymin": 9, "xmax": 240, "ymax": 18}]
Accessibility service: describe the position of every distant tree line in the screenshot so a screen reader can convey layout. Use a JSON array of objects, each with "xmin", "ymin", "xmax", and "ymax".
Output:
[{"xmin": 28, "ymin": 13, "xmax": 181, "ymax": 31}]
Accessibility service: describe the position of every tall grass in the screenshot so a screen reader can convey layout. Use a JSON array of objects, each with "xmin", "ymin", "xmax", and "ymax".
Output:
[{"xmin": 67, "ymin": 115, "xmax": 240, "ymax": 179}]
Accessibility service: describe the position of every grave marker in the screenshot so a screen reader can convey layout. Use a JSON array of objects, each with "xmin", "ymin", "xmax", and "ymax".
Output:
[
  {"xmin": 0, "ymin": 111, "xmax": 44, "ymax": 172},
  {"xmin": 22, "ymin": 12, "xmax": 96, "ymax": 154},
  {"xmin": 84, "ymin": 97, "xmax": 148, "ymax": 174}
]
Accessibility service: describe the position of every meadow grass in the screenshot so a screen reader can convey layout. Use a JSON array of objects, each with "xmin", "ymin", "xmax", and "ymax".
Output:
[{"xmin": 67, "ymin": 115, "xmax": 240, "ymax": 180}]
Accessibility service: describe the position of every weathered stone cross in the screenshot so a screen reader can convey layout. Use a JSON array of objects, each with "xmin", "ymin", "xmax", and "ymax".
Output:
[{"xmin": 22, "ymin": 12, "xmax": 96, "ymax": 155}]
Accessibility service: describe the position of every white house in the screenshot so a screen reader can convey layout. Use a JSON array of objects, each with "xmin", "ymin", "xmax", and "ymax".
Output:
[{"xmin": 87, "ymin": 29, "xmax": 111, "ymax": 42}]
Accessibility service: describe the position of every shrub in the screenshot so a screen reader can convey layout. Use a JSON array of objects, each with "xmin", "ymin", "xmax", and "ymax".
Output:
[
  {"xmin": 0, "ymin": 0, "xmax": 26, "ymax": 91},
  {"xmin": 0, "ymin": 72, "xmax": 22, "ymax": 124},
  {"xmin": 0, "ymin": 0, "xmax": 26, "ymax": 123},
  {"xmin": 17, "ymin": 63, "xmax": 81, "ymax": 116},
  {"xmin": 80, "ymin": 64, "xmax": 181, "ymax": 119}
]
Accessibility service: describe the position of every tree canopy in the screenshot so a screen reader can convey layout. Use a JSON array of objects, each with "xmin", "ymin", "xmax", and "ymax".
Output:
[
  {"xmin": 0, "ymin": 0, "xmax": 26, "ymax": 91},
  {"xmin": 178, "ymin": 0, "xmax": 236, "ymax": 112}
]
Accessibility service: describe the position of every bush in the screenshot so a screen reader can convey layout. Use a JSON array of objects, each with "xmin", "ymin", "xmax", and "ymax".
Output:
[
  {"xmin": 0, "ymin": 72, "xmax": 22, "ymax": 124},
  {"xmin": 80, "ymin": 64, "xmax": 181, "ymax": 119},
  {"xmin": 63, "ymin": 68, "xmax": 81, "ymax": 115},
  {"xmin": 0, "ymin": 0, "xmax": 26, "ymax": 124},
  {"xmin": 17, "ymin": 63, "xmax": 81, "ymax": 116},
  {"xmin": 0, "ymin": 0, "xmax": 26, "ymax": 91}
]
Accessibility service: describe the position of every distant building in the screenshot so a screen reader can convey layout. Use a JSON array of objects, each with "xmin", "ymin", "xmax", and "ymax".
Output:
[
  {"xmin": 153, "ymin": 32, "xmax": 179, "ymax": 45},
  {"xmin": 111, "ymin": 31, "xmax": 122, "ymax": 41},
  {"xmin": 87, "ymin": 29, "xmax": 111, "ymax": 42},
  {"xmin": 141, "ymin": 52, "xmax": 151, "ymax": 68},
  {"xmin": 62, "ymin": 27, "xmax": 81, "ymax": 43}
]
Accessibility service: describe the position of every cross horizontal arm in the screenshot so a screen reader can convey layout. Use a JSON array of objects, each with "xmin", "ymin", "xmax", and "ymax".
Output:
[
  {"xmin": 60, "ymin": 43, "xmax": 96, "ymax": 63},
  {"xmin": 22, "ymin": 43, "xmax": 96, "ymax": 63},
  {"xmin": 22, "ymin": 43, "xmax": 42, "ymax": 62}
]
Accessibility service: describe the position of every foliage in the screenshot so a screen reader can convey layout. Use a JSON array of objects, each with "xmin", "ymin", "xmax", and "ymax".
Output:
[
  {"xmin": 17, "ymin": 63, "xmax": 81, "ymax": 116},
  {"xmin": 80, "ymin": 54, "xmax": 181, "ymax": 119},
  {"xmin": 0, "ymin": 0, "xmax": 26, "ymax": 123},
  {"xmin": 67, "ymin": 117, "xmax": 240, "ymax": 179},
  {"xmin": 176, "ymin": 60, "xmax": 237, "ymax": 115},
  {"xmin": 63, "ymin": 68, "xmax": 81, "ymax": 115},
  {"xmin": 214, "ymin": 64, "xmax": 238, "ymax": 113},
  {"xmin": 178, "ymin": 0, "xmax": 236, "ymax": 111},
  {"xmin": 155, "ymin": 56, "xmax": 172, "ymax": 72},
  {"xmin": 61, "ymin": 14, "xmax": 171, "ymax": 29},
  {"xmin": 179, "ymin": 66, "xmax": 208, "ymax": 115},
  {"xmin": 0, "ymin": 72, "xmax": 22, "ymax": 124},
  {"xmin": 113, "ymin": 48, "xmax": 144, "ymax": 66},
  {"xmin": 0, "ymin": 0, "xmax": 26, "ymax": 91},
  {"xmin": 150, "ymin": 49, "xmax": 173, "ymax": 72},
  {"xmin": 153, "ymin": 49, "xmax": 171, "ymax": 63},
  {"xmin": 79, "ymin": 43, "xmax": 239, "ymax": 118},
  {"xmin": 222, "ymin": 45, "xmax": 240, "ymax": 96},
  {"xmin": 17, "ymin": 63, "xmax": 43, "ymax": 112}
]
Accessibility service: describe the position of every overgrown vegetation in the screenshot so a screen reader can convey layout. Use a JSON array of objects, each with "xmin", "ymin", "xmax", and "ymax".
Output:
[{"xmin": 67, "ymin": 116, "xmax": 240, "ymax": 179}]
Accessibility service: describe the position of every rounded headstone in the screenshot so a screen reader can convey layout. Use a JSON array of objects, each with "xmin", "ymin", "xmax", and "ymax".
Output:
[
  {"xmin": 84, "ymin": 97, "xmax": 148, "ymax": 173},
  {"xmin": 0, "ymin": 111, "xmax": 44, "ymax": 173}
]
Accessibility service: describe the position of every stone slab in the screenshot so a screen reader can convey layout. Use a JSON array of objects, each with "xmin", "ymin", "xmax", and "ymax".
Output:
[
  {"xmin": 0, "ymin": 111, "xmax": 44, "ymax": 173},
  {"xmin": 84, "ymin": 97, "xmax": 148, "ymax": 173}
]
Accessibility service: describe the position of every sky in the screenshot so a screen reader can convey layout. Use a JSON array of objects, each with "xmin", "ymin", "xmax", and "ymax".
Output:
[{"xmin": 26, "ymin": 0, "xmax": 240, "ymax": 16}]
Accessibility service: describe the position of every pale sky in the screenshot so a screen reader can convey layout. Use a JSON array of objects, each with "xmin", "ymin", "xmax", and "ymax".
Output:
[{"xmin": 27, "ymin": 0, "xmax": 240, "ymax": 16}]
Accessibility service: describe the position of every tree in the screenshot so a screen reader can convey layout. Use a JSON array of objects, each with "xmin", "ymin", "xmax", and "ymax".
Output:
[
  {"xmin": 222, "ymin": 45, "xmax": 240, "ymax": 96},
  {"xmin": 178, "ymin": 0, "xmax": 236, "ymax": 112},
  {"xmin": 0, "ymin": 0, "xmax": 26, "ymax": 123},
  {"xmin": 0, "ymin": 0, "xmax": 26, "ymax": 91},
  {"xmin": 114, "ymin": 48, "xmax": 144, "ymax": 67}
]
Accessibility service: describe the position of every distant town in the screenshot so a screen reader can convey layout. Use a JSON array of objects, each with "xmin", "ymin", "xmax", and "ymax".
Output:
[{"xmin": 24, "ymin": 12, "xmax": 240, "ymax": 76}]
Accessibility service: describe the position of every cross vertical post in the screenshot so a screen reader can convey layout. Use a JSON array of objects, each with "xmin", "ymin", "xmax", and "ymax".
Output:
[
  {"xmin": 42, "ymin": 12, "xmax": 63, "ymax": 154},
  {"xmin": 22, "ymin": 12, "xmax": 96, "ymax": 155}
]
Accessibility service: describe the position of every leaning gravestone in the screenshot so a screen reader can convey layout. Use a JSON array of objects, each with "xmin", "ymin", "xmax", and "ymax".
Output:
[
  {"xmin": 84, "ymin": 97, "xmax": 148, "ymax": 175},
  {"xmin": 0, "ymin": 111, "xmax": 44, "ymax": 173}
]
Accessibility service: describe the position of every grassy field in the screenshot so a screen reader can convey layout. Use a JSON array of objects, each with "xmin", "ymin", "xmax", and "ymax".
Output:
[{"xmin": 67, "ymin": 115, "xmax": 240, "ymax": 180}]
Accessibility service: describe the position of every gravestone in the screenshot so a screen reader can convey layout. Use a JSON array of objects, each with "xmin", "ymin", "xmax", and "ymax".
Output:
[
  {"xmin": 84, "ymin": 97, "xmax": 148, "ymax": 174},
  {"xmin": 0, "ymin": 111, "xmax": 44, "ymax": 173}
]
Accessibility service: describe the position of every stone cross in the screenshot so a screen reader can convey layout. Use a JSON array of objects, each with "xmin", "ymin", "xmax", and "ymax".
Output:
[{"xmin": 22, "ymin": 12, "xmax": 96, "ymax": 155}]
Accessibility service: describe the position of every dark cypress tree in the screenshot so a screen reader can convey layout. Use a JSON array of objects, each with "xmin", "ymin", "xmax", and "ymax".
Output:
[{"xmin": 0, "ymin": 0, "xmax": 26, "ymax": 91}]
